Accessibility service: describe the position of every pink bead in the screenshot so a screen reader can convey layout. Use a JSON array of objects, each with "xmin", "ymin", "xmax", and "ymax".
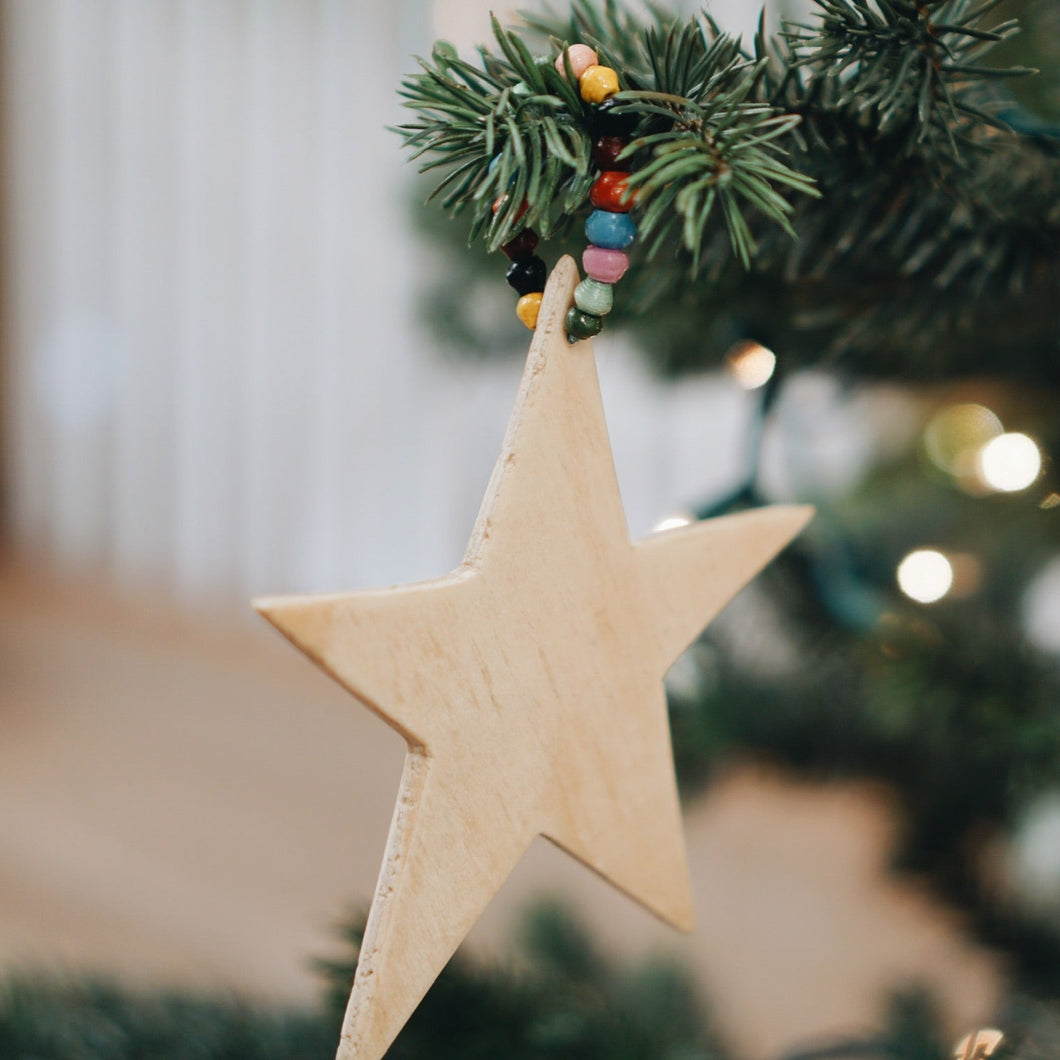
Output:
[
  {"xmin": 554, "ymin": 44, "xmax": 599, "ymax": 80},
  {"xmin": 583, "ymin": 245, "xmax": 630, "ymax": 284}
]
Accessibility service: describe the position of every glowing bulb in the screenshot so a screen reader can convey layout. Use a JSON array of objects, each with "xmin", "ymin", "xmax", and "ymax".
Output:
[
  {"xmin": 652, "ymin": 513, "xmax": 694, "ymax": 533},
  {"xmin": 897, "ymin": 549, "xmax": 954, "ymax": 604},
  {"xmin": 726, "ymin": 341, "xmax": 776, "ymax": 389},
  {"xmin": 977, "ymin": 432, "xmax": 1042, "ymax": 492},
  {"xmin": 1023, "ymin": 558, "xmax": 1060, "ymax": 655},
  {"xmin": 923, "ymin": 403, "xmax": 1002, "ymax": 475}
]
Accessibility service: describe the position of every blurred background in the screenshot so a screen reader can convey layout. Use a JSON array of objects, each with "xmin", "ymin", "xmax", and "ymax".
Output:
[{"xmin": 0, "ymin": 1, "xmax": 1057, "ymax": 1058}]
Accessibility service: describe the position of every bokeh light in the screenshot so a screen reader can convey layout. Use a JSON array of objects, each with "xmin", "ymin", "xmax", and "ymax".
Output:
[
  {"xmin": 1010, "ymin": 792, "xmax": 1060, "ymax": 929},
  {"xmin": 923, "ymin": 402, "xmax": 1002, "ymax": 476},
  {"xmin": 977, "ymin": 432, "xmax": 1042, "ymax": 493},
  {"xmin": 1023, "ymin": 558, "xmax": 1060, "ymax": 655},
  {"xmin": 946, "ymin": 552, "xmax": 983, "ymax": 599},
  {"xmin": 897, "ymin": 549, "xmax": 954, "ymax": 604},
  {"xmin": 726, "ymin": 341, "xmax": 776, "ymax": 390}
]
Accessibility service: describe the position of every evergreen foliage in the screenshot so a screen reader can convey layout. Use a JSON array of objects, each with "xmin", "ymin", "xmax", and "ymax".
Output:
[
  {"xmin": 0, "ymin": 976, "xmax": 333, "ymax": 1060},
  {"xmin": 317, "ymin": 902, "xmax": 724, "ymax": 1059},
  {"xmin": 7, "ymin": 945, "xmax": 1059, "ymax": 1060},
  {"xmin": 400, "ymin": 5, "xmax": 1060, "ymax": 996},
  {"xmin": 0, "ymin": 905, "xmax": 726, "ymax": 1060},
  {"xmin": 398, "ymin": 0, "xmax": 1059, "ymax": 382},
  {"xmin": 666, "ymin": 388, "xmax": 1060, "ymax": 984}
]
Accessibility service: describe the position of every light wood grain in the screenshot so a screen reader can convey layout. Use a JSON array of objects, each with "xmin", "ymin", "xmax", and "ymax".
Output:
[{"xmin": 255, "ymin": 256, "xmax": 813, "ymax": 1060}]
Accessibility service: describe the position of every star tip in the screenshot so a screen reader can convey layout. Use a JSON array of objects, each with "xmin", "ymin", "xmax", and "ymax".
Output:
[
  {"xmin": 533, "ymin": 256, "xmax": 581, "ymax": 343},
  {"xmin": 251, "ymin": 594, "xmax": 299, "ymax": 630},
  {"xmin": 250, "ymin": 594, "xmax": 277, "ymax": 616},
  {"xmin": 656, "ymin": 879, "xmax": 695, "ymax": 934},
  {"xmin": 551, "ymin": 253, "xmax": 579, "ymax": 283},
  {"xmin": 544, "ymin": 256, "xmax": 580, "ymax": 301},
  {"xmin": 672, "ymin": 907, "xmax": 695, "ymax": 934},
  {"xmin": 767, "ymin": 504, "xmax": 814, "ymax": 549},
  {"xmin": 758, "ymin": 502, "xmax": 814, "ymax": 532}
]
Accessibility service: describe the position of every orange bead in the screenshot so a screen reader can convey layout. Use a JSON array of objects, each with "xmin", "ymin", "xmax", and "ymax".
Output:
[{"xmin": 589, "ymin": 171, "xmax": 634, "ymax": 212}]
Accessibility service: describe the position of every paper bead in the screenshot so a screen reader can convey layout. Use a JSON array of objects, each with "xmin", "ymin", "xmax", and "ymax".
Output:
[
  {"xmin": 582, "ymin": 245, "xmax": 630, "ymax": 283},
  {"xmin": 590, "ymin": 171, "xmax": 634, "ymax": 212},
  {"xmin": 516, "ymin": 292, "xmax": 543, "ymax": 330},
  {"xmin": 506, "ymin": 256, "xmax": 547, "ymax": 295},
  {"xmin": 579, "ymin": 65, "xmax": 619, "ymax": 104},
  {"xmin": 574, "ymin": 278, "xmax": 613, "ymax": 316},
  {"xmin": 554, "ymin": 44, "xmax": 598, "ymax": 80},
  {"xmin": 565, "ymin": 306, "xmax": 604, "ymax": 342},
  {"xmin": 585, "ymin": 209, "xmax": 636, "ymax": 249}
]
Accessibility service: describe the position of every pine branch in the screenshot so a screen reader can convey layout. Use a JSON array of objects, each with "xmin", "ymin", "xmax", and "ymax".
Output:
[
  {"xmin": 395, "ymin": 27, "xmax": 594, "ymax": 250},
  {"xmin": 395, "ymin": 8, "xmax": 817, "ymax": 263},
  {"xmin": 399, "ymin": 0, "xmax": 1058, "ymax": 383},
  {"xmin": 781, "ymin": 0, "xmax": 1033, "ymax": 155}
]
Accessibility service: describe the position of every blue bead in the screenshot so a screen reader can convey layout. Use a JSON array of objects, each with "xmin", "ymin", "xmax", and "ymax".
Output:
[{"xmin": 585, "ymin": 209, "xmax": 636, "ymax": 250}]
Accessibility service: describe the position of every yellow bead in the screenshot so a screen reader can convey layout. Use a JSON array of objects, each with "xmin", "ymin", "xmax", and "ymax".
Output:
[
  {"xmin": 579, "ymin": 65, "xmax": 619, "ymax": 104},
  {"xmin": 516, "ymin": 292, "xmax": 543, "ymax": 330}
]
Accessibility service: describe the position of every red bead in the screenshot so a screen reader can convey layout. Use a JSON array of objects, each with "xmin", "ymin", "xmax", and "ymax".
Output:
[
  {"xmin": 492, "ymin": 195, "xmax": 528, "ymax": 221},
  {"xmin": 592, "ymin": 136, "xmax": 630, "ymax": 171},
  {"xmin": 589, "ymin": 171, "xmax": 634, "ymax": 213},
  {"xmin": 500, "ymin": 228, "xmax": 539, "ymax": 260}
]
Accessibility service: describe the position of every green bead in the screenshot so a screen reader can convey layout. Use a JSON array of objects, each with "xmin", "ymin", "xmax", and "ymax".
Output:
[
  {"xmin": 574, "ymin": 278, "xmax": 613, "ymax": 316},
  {"xmin": 565, "ymin": 306, "xmax": 604, "ymax": 343}
]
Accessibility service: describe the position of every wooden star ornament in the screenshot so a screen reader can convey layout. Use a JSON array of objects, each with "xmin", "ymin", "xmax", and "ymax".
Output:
[{"xmin": 255, "ymin": 256, "xmax": 812, "ymax": 1060}]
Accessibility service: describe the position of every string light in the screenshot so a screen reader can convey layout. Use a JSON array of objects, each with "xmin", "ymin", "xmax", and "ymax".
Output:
[
  {"xmin": 897, "ymin": 549, "xmax": 954, "ymax": 604},
  {"xmin": 923, "ymin": 403, "xmax": 1002, "ymax": 475},
  {"xmin": 977, "ymin": 432, "xmax": 1042, "ymax": 492},
  {"xmin": 726, "ymin": 341, "xmax": 776, "ymax": 390}
]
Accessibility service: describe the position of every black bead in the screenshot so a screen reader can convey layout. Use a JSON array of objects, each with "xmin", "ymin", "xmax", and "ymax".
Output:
[
  {"xmin": 592, "ymin": 99, "xmax": 638, "ymax": 137},
  {"xmin": 506, "ymin": 256, "xmax": 547, "ymax": 296}
]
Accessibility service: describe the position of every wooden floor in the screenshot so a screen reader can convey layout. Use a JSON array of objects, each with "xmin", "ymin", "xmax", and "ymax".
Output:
[{"xmin": 0, "ymin": 556, "xmax": 1001, "ymax": 1058}]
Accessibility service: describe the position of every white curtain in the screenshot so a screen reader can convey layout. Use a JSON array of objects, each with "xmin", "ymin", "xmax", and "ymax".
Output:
[{"xmin": 2, "ymin": 0, "xmax": 763, "ymax": 604}]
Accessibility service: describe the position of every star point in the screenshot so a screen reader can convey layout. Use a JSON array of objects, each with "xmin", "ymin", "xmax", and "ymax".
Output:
[{"xmin": 258, "ymin": 257, "xmax": 811, "ymax": 1060}]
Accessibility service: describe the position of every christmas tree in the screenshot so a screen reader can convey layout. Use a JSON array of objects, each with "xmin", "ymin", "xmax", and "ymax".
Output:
[{"xmin": 398, "ymin": 0, "xmax": 1060, "ymax": 1049}]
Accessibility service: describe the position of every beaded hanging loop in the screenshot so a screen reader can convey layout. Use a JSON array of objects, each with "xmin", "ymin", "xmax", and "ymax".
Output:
[
  {"xmin": 557, "ymin": 44, "xmax": 636, "ymax": 344},
  {"xmin": 495, "ymin": 43, "xmax": 637, "ymax": 344}
]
